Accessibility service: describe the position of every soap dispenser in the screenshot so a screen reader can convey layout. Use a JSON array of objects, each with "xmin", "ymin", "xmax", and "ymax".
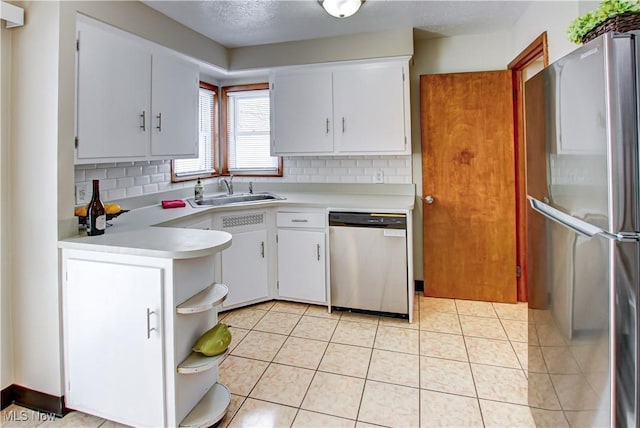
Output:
[{"xmin": 194, "ymin": 178, "xmax": 203, "ymax": 203}]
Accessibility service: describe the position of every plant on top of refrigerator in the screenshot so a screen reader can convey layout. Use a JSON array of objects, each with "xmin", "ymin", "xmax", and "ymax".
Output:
[{"xmin": 566, "ymin": 0, "xmax": 640, "ymax": 44}]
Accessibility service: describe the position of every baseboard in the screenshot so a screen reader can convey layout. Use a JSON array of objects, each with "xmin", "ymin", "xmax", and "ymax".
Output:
[
  {"xmin": 1, "ymin": 385, "xmax": 14, "ymax": 410},
  {"xmin": 1, "ymin": 384, "xmax": 66, "ymax": 417},
  {"xmin": 415, "ymin": 280, "xmax": 424, "ymax": 292}
]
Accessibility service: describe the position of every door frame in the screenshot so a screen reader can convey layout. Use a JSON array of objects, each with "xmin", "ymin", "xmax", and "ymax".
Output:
[{"xmin": 508, "ymin": 32, "xmax": 549, "ymax": 302}]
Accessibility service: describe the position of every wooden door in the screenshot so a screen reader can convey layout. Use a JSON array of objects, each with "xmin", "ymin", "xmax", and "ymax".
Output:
[{"xmin": 421, "ymin": 71, "xmax": 516, "ymax": 303}]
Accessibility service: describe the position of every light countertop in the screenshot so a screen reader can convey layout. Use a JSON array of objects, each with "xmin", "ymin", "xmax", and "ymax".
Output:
[{"xmin": 58, "ymin": 185, "xmax": 415, "ymax": 259}]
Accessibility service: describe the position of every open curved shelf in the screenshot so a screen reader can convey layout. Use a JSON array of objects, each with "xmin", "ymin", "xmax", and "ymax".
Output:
[
  {"xmin": 179, "ymin": 383, "xmax": 231, "ymax": 428},
  {"xmin": 177, "ymin": 350, "xmax": 229, "ymax": 374},
  {"xmin": 177, "ymin": 283, "xmax": 228, "ymax": 314}
]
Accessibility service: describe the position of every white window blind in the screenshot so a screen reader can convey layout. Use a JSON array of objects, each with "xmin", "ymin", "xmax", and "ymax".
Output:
[
  {"xmin": 173, "ymin": 87, "xmax": 216, "ymax": 176},
  {"xmin": 227, "ymin": 89, "xmax": 277, "ymax": 172}
]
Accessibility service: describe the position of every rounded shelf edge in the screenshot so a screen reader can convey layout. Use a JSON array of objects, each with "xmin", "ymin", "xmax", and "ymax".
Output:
[
  {"xmin": 179, "ymin": 383, "xmax": 231, "ymax": 428},
  {"xmin": 177, "ymin": 350, "xmax": 228, "ymax": 374},
  {"xmin": 177, "ymin": 283, "xmax": 229, "ymax": 314}
]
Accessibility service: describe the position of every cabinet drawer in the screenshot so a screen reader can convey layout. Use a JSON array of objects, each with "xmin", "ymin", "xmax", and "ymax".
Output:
[{"xmin": 277, "ymin": 212, "xmax": 326, "ymax": 228}]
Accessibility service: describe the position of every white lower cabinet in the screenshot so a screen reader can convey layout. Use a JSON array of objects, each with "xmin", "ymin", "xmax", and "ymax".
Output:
[
  {"xmin": 214, "ymin": 211, "xmax": 271, "ymax": 309},
  {"xmin": 65, "ymin": 259, "xmax": 165, "ymax": 427},
  {"xmin": 62, "ymin": 249, "xmax": 230, "ymax": 427},
  {"xmin": 276, "ymin": 211, "xmax": 327, "ymax": 304}
]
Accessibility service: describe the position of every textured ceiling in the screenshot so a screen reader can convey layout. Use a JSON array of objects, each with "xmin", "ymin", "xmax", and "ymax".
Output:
[{"xmin": 143, "ymin": 0, "xmax": 533, "ymax": 48}]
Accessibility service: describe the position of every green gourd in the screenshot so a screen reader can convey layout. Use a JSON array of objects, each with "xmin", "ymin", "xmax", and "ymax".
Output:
[{"xmin": 192, "ymin": 322, "xmax": 232, "ymax": 356}]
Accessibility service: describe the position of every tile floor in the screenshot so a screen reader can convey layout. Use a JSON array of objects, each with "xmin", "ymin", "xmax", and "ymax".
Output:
[{"xmin": 2, "ymin": 295, "xmax": 533, "ymax": 427}]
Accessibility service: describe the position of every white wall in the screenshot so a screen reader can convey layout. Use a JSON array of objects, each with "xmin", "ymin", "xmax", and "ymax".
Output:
[
  {"xmin": 509, "ymin": 1, "xmax": 580, "ymax": 64},
  {"xmin": 1, "ymin": 19, "xmax": 14, "ymax": 391},
  {"xmin": 10, "ymin": 0, "xmax": 63, "ymax": 395}
]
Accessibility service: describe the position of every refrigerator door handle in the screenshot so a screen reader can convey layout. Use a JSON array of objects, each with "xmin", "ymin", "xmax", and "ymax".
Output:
[{"xmin": 528, "ymin": 196, "xmax": 605, "ymax": 238}]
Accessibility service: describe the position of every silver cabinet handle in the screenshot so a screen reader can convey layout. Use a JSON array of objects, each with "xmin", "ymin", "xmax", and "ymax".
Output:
[
  {"xmin": 317, "ymin": 243, "xmax": 321, "ymax": 261},
  {"xmin": 146, "ymin": 308, "xmax": 156, "ymax": 339},
  {"xmin": 424, "ymin": 195, "xmax": 435, "ymax": 204},
  {"xmin": 261, "ymin": 241, "xmax": 265, "ymax": 258},
  {"xmin": 326, "ymin": 118, "xmax": 330, "ymax": 134},
  {"xmin": 291, "ymin": 219, "xmax": 308, "ymax": 223},
  {"xmin": 140, "ymin": 111, "xmax": 146, "ymax": 131},
  {"xmin": 156, "ymin": 112, "xmax": 162, "ymax": 132},
  {"xmin": 342, "ymin": 117, "xmax": 346, "ymax": 133}
]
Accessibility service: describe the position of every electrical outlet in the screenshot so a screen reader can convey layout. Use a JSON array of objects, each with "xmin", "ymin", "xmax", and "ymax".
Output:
[
  {"xmin": 75, "ymin": 182, "xmax": 91, "ymax": 205},
  {"xmin": 374, "ymin": 169, "xmax": 384, "ymax": 184}
]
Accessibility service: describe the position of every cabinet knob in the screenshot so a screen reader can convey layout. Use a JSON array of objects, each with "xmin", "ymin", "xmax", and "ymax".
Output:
[{"xmin": 424, "ymin": 195, "xmax": 435, "ymax": 204}]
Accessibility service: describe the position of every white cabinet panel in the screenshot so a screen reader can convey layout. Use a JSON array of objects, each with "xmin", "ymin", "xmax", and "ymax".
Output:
[
  {"xmin": 151, "ymin": 53, "xmax": 199, "ymax": 158},
  {"xmin": 270, "ymin": 59, "xmax": 410, "ymax": 156},
  {"xmin": 221, "ymin": 229, "xmax": 269, "ymax": 307},
  {"xmin": 75, "ymin": 19, "xmax": 199, "ymax": 164},
  {"xmin": 64, "ymin": 259, "xmax": 165, "ymax": 427},
  {"xmin": 271, "ymin": 71, "xmax": 334, "ymax": 155},
  {"xmin": 333, "ymin": 63, "xmax": 407, "ymax": 153},
  {"xmin": 76, "ymin": 27, "xmax": 151, "ymax": 160},
  {"xmin": 277, "ymin": 229, "xmax": 326, "ymax": 303}
]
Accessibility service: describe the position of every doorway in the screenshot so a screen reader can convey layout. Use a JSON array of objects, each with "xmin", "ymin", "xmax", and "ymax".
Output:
[{"xmin": 508, "ymin": 32, "xmax": 549, "ymax": 302}]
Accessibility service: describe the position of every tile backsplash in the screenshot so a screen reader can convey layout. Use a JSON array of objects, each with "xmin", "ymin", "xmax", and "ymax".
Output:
[{"xmin": 74, "ymin": 155, "xmax": 412, "ymax": 203}]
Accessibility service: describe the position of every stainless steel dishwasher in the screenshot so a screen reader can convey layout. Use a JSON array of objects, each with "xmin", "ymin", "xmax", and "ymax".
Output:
[{"xmin": 329, "ymin": 212, "xmax": 408, "ymax": 318}]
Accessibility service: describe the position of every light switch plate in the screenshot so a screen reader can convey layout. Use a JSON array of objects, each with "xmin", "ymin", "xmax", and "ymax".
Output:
[{"xmin": 75, "ymin": 182, "xmax": 91, "ymax": 205}]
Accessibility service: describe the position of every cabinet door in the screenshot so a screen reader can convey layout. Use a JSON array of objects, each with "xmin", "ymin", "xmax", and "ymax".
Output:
[
  {"xmin": 151, "ymin": 53, "xmax": 199, "ymax": 158},
  {"xmin": 221, "ymin": 229, "xmax": 269, "ymax": 307},
  {"xmin": 76, "ymin": 26, "xmax": 151, "ymax": 162},
  {"xmin": 271, "ymin": 71, "xmax": 334, "ymax": 155},
  {"xmin": 333, "ymin": 63, "xmax": 407, "ymax": 153},
  {"xmin": 277, "ymin": 229, "xmax": 326, "ymax": 303},
  {"xmin": 64, "ymin": 259, "xmax": 165, "ymax": 427}
]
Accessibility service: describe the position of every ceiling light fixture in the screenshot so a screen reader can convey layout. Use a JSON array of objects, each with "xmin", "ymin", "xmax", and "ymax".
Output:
[{"xmin": 319, "ymin": 0, "xmax": 364, "ymax": 19}]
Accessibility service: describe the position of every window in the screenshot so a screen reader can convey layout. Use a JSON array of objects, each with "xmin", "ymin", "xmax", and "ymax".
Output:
[
  {"xmin": 222, "ymin": 84, "xmax": 282, "ymax": 176},
  {"xmin": 171, "ymin": 82, "xmax": 219, "ymax": 182}
]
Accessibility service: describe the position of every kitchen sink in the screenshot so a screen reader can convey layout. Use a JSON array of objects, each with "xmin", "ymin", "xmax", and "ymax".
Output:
[{"xmin": 186, "ymin": 192, "xmax": 285, "ymax": 208}]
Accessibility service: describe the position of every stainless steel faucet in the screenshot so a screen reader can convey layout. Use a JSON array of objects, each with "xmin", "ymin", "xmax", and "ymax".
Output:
[{"xmin": 220, "ymin": 174, "xmax": 234, "ymax": 195}]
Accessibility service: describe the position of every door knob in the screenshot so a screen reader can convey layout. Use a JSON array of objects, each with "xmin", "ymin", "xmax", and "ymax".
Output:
[{"xmin": 424, "ymin": 195, "xmax": 435, "ymax": 204}]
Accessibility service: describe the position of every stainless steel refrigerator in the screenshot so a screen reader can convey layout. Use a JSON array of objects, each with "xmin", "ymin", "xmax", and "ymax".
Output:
[{"xmin": 525, "ymin": 32, "xmax": 639, "ymax": 427}]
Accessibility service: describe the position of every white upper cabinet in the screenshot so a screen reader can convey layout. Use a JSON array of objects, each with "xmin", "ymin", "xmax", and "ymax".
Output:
[
  {"xmin": 75, "ymin": 18, "xmax": 199, "ymax": 164},
  {"xmin": 150, "ymin": 53, "xmax": 199, "ymax": 158},
  {"xmin": 270, "ymin": 58, "xmax": 410, "ymax": 156},
  {"xmin": 271, "ymin": 70, "xmax": 334, "ymax": 155},
  {"xmin": 333, "ymin": 62, "xmax": 407, "ymax": 153},
  {"xmin": 76, "ymin": 25, "xmax": 151, "ymax": 160}
]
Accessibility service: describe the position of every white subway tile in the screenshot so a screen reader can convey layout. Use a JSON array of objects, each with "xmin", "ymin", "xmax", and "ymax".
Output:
[
  {"xmin": 135, "ymin": 175, "xmax": 151, "ymax": 186},
  {"xmin": 340, "ymin": 159, "xmax": 357, "ymax": 167},
  {"xmin": 100, "ymin": 179, "xmax": 117, "ymax": 191},
  {"xmin": 318, "ymin": 168, "xmax": 332, "ymax": 175},
  {"xmin": 157, "ymin": 182, "xmax": 172, "ymax": 191},
  {"xmin": 388, "ymin": 159, "xmax": 406, "ymax": 168},
  {"xmin": 105, "ymin": 188, "xmax": 126, "ymax": 201},
  {"xmin": 372, "ymin": 159, "xmax": 388, "ymax": 167},
  {"xmin": 126, "ymin": 166, "xmax": 143, "ymax": 177},
  {"xmin": 310, "ymin": 160, "xmax": 325, "ymax": 167},
  {"xmin": 332, "ymin": 168, "xmax": 349, "ymax": 175},
  {"xmin": 74, "ymin": 164, "xmax": 97, "ymax": 170},
  {"xmin": 310, "ymin": 175, "xmax": 326, "ymax": 183},
  {"xmin": 303, "ymin": 168, "xmax": 318, "ymax": 175},
  {"xmin": 126, "ymin": 186, "xmax": 143, "ymax": 197},
  {"xmin": 116, "ymin": 177, "xmax": 135, "ymax": 188},
  {"xmin": 387, "ymin": 175, "xmax": 406, "ymax": 184},
  {"xmin": 325, "ymin": 159, "xmax": 341, "ymax": 167},
  {"xmin": 296, "ymin": 175, "xmax": 311, "ymax": 183},
  {"xmin": 116, "ymin": 162, "xmax": 135, "ymax": 167},
  {"xmin": 297, "ymin": 159, "xmax": 311, "ymax": 168},
  {"xmin": 74, "ymin": 170, "xmax": 85, "ymax": 182},
  {"xmin": 150, "ymin": 173, "xmax": 165, "ymax": 183},
  {"xmin": 356, "ymin": 175, "xmax": 373, "ymax": 183},
  {"xmin": 396, "ymin": 167, "xmax": 411, "ymax": 176},
  {"xmin": 144, "ymin": 165, "xmax": 158, "ymax": 175},
  {"xmin": 107, "ymin": 168, "xmax": 126, "ymax": 179},
  {"xmin": 348, "ymin": 168, "xmax": 364, "ymax": 175},
  {"xmin": 158, "ymin": 163, "xmax": 171, "ymax": 173},
  {"xmin": 143, "ymin": 183, "xmax": 158, "ymax": 193},
  {"xmin": 150, "ymin": 160, "xmax": 165, "ymax": 165},
  {"xmin": 85, "ymin": 169, "xmax": 107, "ymax": 181},
  {"xmin": 356, "ymin": 159, "xmax": 373, "ymax": 168},
  {"xmin": 290, "ymin": 168, "xmax": 304, "ymax": 175}
]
